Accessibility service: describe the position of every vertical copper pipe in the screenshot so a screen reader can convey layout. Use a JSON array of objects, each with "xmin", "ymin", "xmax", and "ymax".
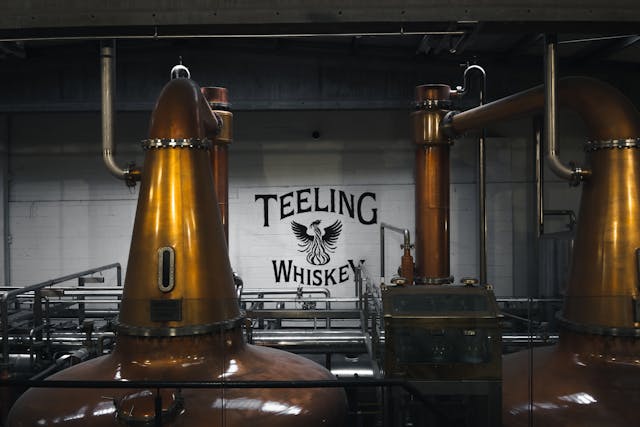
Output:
[
  {"xmin": 415, "ymin": 146, "xmax": 450, "ymax": 282},
  {"xmin": 202, "ymin": 87, "xmax": 232, "ymax": 246},
  {"xmin": 412, "ymin": 84, "xmax": 453, "ymax": 284},
  {"xmin": 211, "ymin": 144, "xmax": 228, "ymax": 243}
]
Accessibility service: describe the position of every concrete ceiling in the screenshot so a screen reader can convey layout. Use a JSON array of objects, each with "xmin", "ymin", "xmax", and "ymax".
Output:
[
  {"xmin": 2, "ymin": 2, "xmax": 640, "ymax": 112},
  {"xmin": 1, "ymin": 1, "xmax": 640, "ymax": 41}
]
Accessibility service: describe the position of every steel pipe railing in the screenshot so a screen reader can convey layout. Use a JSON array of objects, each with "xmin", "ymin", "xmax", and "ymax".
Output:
[{"xmin": 1, "ymin": 263, "xmax": 121, "ymax": 364}]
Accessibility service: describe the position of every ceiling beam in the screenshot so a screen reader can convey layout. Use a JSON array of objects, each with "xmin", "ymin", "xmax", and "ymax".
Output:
[{"xmin": 1, "ymin": 1, "xmax": 640, "ymax": 40}]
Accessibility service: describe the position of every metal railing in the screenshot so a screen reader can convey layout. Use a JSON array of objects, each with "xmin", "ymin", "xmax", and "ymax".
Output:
[
  {"xmin": 238, "ymin": 265, "xmax": 377, "ymax": 364},
  {"xmin": 1, "ymin": 263, "xmax": 122, "ymax": 365}
]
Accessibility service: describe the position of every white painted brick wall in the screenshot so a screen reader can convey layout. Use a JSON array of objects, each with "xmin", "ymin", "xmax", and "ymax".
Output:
[{"xmin": 5, "ymin": 110, "xmax": 576, "ymax": 296}]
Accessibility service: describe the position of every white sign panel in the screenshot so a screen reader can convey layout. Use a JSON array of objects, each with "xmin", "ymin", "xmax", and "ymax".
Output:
[{"xmin": 230, "ymin": 185, "xmax": 380, "ymax": 295}]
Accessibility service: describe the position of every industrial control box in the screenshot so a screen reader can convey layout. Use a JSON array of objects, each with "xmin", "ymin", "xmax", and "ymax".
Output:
[{"xmin": 382, "ymin": 284, "xmax": 502, "ymax": 427}]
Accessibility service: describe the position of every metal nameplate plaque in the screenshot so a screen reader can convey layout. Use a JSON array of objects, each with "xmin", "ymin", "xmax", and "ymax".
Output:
[{"xmin": 150, "ymin": 299, "xmax": 182, "ymax": 322}]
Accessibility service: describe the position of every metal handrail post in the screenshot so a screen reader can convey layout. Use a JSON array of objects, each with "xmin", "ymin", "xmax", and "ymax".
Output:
[{"xmin": 2, "ymin": 298, "xmax": 8, "ymax": 364}]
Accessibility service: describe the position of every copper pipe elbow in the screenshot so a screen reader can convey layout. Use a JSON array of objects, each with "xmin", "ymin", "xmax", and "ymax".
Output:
[{"xmin": 560, "ymin": 77, "xmax": 640, "ymax": 140}]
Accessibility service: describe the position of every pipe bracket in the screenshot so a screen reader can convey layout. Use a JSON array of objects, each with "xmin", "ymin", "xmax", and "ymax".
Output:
[
  {"xmin": 441, "ymin": 111, "xmax": 458, "ymax": 139},
  {"xmin": 569, "ymin": 166, "xmax": 591, "ymax": 187},
  {"xmin": 124, "ymin": 164, "xmax": 142, "ymax": 187}
]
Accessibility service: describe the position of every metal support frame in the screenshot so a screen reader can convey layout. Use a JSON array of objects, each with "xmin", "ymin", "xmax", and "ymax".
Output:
[{"xmin": 0, "ymin": 263, "xmax": 121, "ymax": 364}]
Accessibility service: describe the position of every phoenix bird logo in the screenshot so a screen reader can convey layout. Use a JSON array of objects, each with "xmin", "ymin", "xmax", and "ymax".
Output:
[{"xmin": 291, "ymin": 219, "xmax": 343, "ymax": 266}]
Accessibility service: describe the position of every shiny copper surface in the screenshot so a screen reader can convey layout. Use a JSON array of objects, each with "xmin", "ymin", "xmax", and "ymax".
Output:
[
  {"xmin": 8, "ymin": 331, "xmax": 345, "ymax": 427},
  {"xmin": 401, "ymin": 250, "xmax": 415, "ymax": 286},
  {"xmin": 202, "ymin": 87, "xmax": 233, "ymax": 244},
  {"xmin": 149, "ymin": 79, "xmax": 219, "ymax": 140},
  {"xmin": 412, "ymin": 108, "xmax": 449, "ymax": 146},
  {"xmin": 503, "ymin": 331, "xmax": 640, "ymax": 427},
  {"xmin": 210, "ymin": 144, "xmax": 229, "ymax": 244},
  {"xmin": 447, "ymin": 75, "xmax": 640, "ymax": 327},
  {"xmin": 414, "ymin": 145, "xmax": 450, "ymax": 282},
  {"xmin": 120, "ymin": 79, "xmax": 238, "ymax": 331},
  {"xmin": 496, "ymin": 77, "xmax": 640, "ymax": 426},
  {"xmin": 412, "ymin": 84, "xmax": 452, "ymax": 283},
  {"xmin": 201, "ymin": 86, "xmax": 230, "ymax": 108},
  {"xmin": 415, "ymin": 84, "xmax": 451, "ymax": 104},
  {"xmin": 564, "ymin": 148, "xmax": 640, "ymax": 328},
  {"xmin": 451, "ymin": 77, "xmax": 640, "ymax": 140},
  {"xmin": 8, "ymin": 77, "xmax": 346, "ymax": 426}
]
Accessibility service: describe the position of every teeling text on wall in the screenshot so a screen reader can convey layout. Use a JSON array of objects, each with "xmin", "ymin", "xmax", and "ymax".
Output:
[{"xmin": 254, "ymin": 187, "xmax": 378, "ymax": 286}]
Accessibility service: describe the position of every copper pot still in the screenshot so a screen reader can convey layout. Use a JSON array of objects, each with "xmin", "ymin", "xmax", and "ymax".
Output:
[
  {"xmin": 7, "ymin": 77, "xmax": 346, "ymax": 426},
  {"xmin": 503, "ymin": 141, "xmax": 640, "ymax": 426},
  {"xmin": 489, "ymin": 79, "xmax": 640, "ymax": 426}
]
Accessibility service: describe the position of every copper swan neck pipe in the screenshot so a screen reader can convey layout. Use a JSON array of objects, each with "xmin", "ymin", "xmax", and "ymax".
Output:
[{"xmin": 449, "ymin": 76, "xmax": 640, "ymax": 141}]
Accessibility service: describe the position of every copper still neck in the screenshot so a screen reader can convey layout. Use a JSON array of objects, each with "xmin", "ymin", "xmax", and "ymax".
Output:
[
  {"xmin": 412, "ymin": 84, "xmax": 453, "ymax": 284},
  {"xmin": 202, "ymin": 87, "xmax": 233, "ymax": 245},
  {"xmin": 118, "ymin": 78, "xmax": 241, "ymax": 336}
]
